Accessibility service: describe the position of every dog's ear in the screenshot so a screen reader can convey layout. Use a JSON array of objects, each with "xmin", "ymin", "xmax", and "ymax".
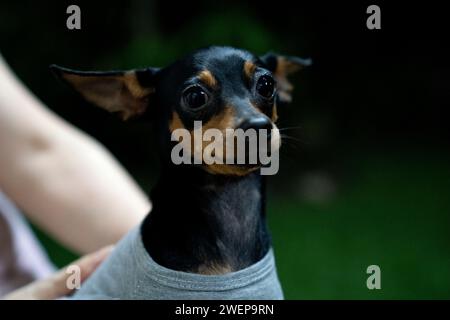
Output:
[
  {"xmin": 50, "ymin": 65, "xmax": 159, "ymax": 120},
  {"xmin": 259, "ymin": 53, "xmax": 311, "ymax": 104}
]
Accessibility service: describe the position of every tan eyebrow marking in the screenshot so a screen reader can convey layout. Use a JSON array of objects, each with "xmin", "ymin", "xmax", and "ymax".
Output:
[
  {"xmin": 197, "ymin": 70, "xmax": 218, "ymax": 88},
  {"xmin": 243, "ymin": 61, "xmax": 257, "ymax": 80}
]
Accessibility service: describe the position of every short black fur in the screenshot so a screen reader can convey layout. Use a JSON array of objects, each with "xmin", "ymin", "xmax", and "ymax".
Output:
[{"xmin": 51, "ymin": 46, "xmax": 310, "ymax": 274}]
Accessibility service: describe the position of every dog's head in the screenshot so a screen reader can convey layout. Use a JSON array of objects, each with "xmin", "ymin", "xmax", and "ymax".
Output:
[{"xmin": 51, "ymin": 46, "xmax": 310, "ymax": 175}]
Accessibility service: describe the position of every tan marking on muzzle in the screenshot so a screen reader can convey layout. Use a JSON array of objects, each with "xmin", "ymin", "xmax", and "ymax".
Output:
[
  {"xmin": 169, "ymin": 111, "xmax": 185, "ymax": 132},
  {"xmin": 272, "ymin": 103, "xmax": 278, "ymax": 122}
]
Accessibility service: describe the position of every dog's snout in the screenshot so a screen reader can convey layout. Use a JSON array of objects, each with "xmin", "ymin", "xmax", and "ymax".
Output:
[{"xmin": 239, "ymin": 117, "xmax": 272, "ymax": 135}]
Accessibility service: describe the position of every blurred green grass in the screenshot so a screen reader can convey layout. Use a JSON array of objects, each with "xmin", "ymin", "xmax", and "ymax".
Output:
[
  {"xmin": 269, "ymin": 153, "xmax": 450, "ymax": 299},
  {"xmin": 33, "ymin": 152, "xmax": 450, "ymax": 299}
]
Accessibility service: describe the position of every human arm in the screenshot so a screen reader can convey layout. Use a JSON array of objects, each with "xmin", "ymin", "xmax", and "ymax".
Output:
[{"xmin": 0, "ymin": 55, "xmax": 151, "ymax": 253}]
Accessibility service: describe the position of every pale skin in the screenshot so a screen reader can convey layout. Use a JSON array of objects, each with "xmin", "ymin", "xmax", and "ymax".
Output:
[
  {"xmin": 0, "ymin": 54, "xmax": 151, "ymax": 298},
  {"xmin": 4, "ymin": 246, "xmax": 114, "ymax": 300}
]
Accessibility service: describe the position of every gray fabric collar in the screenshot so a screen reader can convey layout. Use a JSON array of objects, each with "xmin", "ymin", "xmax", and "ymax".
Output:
[
  {"xmin": 133, "ymin": 228, "xmax": 276, "ymax": 291},
  {"xmin": 74, "ymin": 226, "xmax": 284, "ymax": 300}
]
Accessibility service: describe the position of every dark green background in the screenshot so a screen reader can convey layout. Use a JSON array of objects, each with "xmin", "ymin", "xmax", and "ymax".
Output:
[{"xmin": 1, "ymin": 1, "xmax": 449, "ymax": 299}]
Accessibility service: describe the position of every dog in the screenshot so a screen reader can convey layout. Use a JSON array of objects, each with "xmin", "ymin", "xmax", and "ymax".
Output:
[{"xmin": 51, "ymin": 46, "xmax": 310, "ymax": 299}]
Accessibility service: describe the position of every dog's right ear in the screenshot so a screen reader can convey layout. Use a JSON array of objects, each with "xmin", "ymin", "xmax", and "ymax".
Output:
[
  {"xmin": 259, "ymin": 53, "xmax": 311, "ymax": 104},
  {"xmin": 50, "ymin": 65, "xmax": 159, "ymax": 120}
]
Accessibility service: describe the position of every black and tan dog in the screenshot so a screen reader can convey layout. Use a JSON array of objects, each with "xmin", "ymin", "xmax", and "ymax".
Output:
[{"xmin": 51, "ymin": 47, "xmax": 309, "ymax": 296}]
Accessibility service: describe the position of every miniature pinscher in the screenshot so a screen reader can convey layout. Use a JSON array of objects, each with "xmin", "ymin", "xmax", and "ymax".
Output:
[{"xmin": 51, "ymin": 46, "xmax": 310, "ymax": 275}]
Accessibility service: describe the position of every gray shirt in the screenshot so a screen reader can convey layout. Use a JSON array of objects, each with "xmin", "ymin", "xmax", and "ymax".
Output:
[{"xmin": 73, "ymin": 225, "xmax": 284, "ymax": 300}]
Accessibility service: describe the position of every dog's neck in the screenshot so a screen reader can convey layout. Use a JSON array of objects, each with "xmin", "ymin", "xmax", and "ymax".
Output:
[{"xmin": 141, "ymin": 164, "xmax": 271, "ymax": 274}]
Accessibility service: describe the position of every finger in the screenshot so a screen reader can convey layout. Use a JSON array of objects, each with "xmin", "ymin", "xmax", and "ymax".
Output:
[
  {"xmin": 72, "ymin": 244, "xmax": 114, "ymax": 283},
  {"xmin": 3, "ymin": 245, "xmax": 114, "ymax": 300},
  {"xmin": 50, "ymin": 244, "xmax": 114, "ymax": 297}
]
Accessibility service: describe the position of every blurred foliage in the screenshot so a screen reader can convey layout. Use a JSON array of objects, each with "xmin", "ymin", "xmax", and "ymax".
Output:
[
  {"xmin": 269, "ymin": 152, "xmax": 450, "ymax": 299},
  {"xmin": 99, "ymin": 10, "xmax": 281, "ymax": 69}
]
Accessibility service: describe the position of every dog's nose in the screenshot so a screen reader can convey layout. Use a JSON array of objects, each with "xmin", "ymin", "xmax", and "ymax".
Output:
[
  {"xmin": 239, "ymin": 117, "xmax": 272, "ymax": 135},
  {"xmin": 238, "ymin": 117, "xmax": 273, "ymax": 162}
]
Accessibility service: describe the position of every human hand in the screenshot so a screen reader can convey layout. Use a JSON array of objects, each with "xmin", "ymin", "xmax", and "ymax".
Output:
[{"xmin": 3, "ymin": 245, "xmax": 113, "ymax": 300}]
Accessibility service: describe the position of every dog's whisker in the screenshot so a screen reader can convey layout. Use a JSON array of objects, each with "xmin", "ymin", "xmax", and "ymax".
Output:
[
  {"xmin": 278, "ymin": 126, "xmax": 303, "ymax": 132},
  {"xmin": 280, "ymin": 134, "xmax": 302, "ymax": 142}
]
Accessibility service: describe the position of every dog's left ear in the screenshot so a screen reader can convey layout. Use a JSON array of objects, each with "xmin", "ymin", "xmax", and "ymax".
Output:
[
  {"xmin": 50, "ymin": 65, "xmax": 159, "ymax": 120},
  {"xmin": 259, "ymin": 53, "xmax": 312, "ymax": 103}
]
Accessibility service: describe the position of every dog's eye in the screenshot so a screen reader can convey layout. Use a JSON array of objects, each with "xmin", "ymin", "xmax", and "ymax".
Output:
[
  {"xmin": 182, "ymin": 86, "xmax": 209, "ymax": 109},
  {"xmin": 256, "ymin": 75, "xmax": 275, "ymax": 99}
]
